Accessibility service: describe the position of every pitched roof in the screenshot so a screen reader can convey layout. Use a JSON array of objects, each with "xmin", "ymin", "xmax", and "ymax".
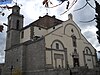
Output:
[{"xmin": 29, "ymin": 14, "xmax": 63, "ymax": 29}]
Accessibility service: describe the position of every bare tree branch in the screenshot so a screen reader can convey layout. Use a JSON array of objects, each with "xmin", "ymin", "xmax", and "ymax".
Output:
[
  {"xmin": 74, "ymin": 0, "xmax": 95, "ymax": 12},
  {"xmin": 61, "ymin": 0, "xmax": 77, "ymax": 15},
  {"xmin": 74, "ymin": 2, "xmax": 88, "ymax": 11},
  {"xmin": 80, "ymin": 18, "xmax": 95, "ymax": 23}
]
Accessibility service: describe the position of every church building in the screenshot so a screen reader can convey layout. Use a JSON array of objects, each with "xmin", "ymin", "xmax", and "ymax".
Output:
[{"xmin": 2, "ymin": 4, "xmax": 97, "ymax": 75}]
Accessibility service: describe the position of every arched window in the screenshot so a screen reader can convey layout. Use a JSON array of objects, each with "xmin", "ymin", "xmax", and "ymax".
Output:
[
  {"xmin": 51, "ymin": 40, "xmax": 64, "ymax": 50},
  {"xmin": 86, "ymin": 49, "xmax": 88, "ymax": 54},
  {"xmin": 71, "ymin": 35, "xmax": 77, "ymax": 47},
  {"xmin": 56, "ymin": 43, "xmax": 59, "ymax": 49},
  {"xmin": 84, "ymin": 47, "xmax": 92, "ymax": 55},
  {"xmin": 16, "ymin": 20, "xmax": 20, "ymax": 29}
]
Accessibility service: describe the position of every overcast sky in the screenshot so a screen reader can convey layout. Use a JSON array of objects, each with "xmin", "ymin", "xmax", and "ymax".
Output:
[{"xmin": 0, "ymin": 0, "xmax": 100, "ymax": 63}]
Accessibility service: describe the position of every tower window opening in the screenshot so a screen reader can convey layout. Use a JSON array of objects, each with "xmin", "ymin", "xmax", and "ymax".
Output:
[
  {"xmin": 17, "ymin": 10, "xmax": 19, "ymax": 13},
  {"xmin": 16, "ymin": 20, "xmax": 20, "ymax": 29}
]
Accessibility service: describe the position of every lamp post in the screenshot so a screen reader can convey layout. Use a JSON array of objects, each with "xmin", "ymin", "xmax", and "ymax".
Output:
[{"xmin": 10, "ymin": 65, "xmax": 13, "ymax": 75}]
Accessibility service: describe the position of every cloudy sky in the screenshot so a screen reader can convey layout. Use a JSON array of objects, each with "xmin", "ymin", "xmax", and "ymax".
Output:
[{"xmin": 0, "ymin": 0, "xmax": 100, "ymax": 63}]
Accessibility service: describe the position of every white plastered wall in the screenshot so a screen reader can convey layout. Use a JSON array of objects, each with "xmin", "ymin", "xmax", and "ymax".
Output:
[
  {"xmin": 20, "ymin": 27, "xmax": 30, "ymax": 43},
  {"xmin": 45, "ymin": 18, "xmax": 96, "ymax": 68}
]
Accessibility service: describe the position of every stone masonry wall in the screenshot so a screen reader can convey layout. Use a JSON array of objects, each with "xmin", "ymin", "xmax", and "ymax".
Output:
[{"xmin": 22, "ymin": 38, "xmax": 46, "ymax": 75}]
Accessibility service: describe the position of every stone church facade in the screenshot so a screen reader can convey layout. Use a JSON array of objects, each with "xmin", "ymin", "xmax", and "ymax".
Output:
[{"xmin": 2, "ymin": 5, "xmax": 99, "ymax": 75}]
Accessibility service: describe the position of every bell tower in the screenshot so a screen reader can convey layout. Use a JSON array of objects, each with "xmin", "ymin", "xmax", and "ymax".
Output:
[{"xmin": 6, "ymin": 4, "xmax": 24, "ymax": 49}]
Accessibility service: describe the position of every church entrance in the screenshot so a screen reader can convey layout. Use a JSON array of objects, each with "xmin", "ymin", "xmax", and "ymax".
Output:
[
  {"xmin": 54, "ymin": 54, "xmax": 64, "ymax": 68},
  {"xmin": 56, "ymin": 59, "xmax": 63, "ymax": 68},
  {"xmin": 73, "ymin": 58, "xmax": 79, "ymax": 67}
]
